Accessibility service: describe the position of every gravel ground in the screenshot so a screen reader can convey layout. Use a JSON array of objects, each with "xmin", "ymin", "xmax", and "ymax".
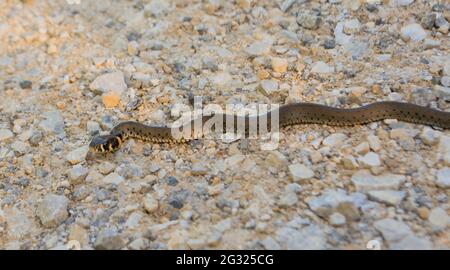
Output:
[{"xmin": 0, "ymin": 0, "xmax": 449, "ymax": 250}]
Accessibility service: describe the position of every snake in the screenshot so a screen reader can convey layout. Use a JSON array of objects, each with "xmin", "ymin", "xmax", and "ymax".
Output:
[{"xmin": 89, "ymin": 101, "xmax": 450, "ymax": 153}]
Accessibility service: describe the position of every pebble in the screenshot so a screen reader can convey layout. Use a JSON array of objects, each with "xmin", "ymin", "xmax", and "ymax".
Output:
[
  {"xmin": 39, "ymin": 110, "xmax": 65, "ymax": 134},
  {"xmin": 260, "ymin": 80, "xmax": 279, "ymax": 94},
  {"xmin": 244, "ymin": 40, "xmax": 272, "ymax": 56},
  {"xmin": 307, "ymin": 189, "xmax": 360, "ymax": 220},
  {"xmin": 98, "ymin": 162, "xmax": 115, "ymax": 175},
  {"xmin": 102, "ymin": 91, "xmax": 121, "ymax": 108},
  {"xmin": 389, "ymin": 235, "xmax": 432, "ymax": 250},
  {"xmin": 265, "ymin": 151, "xmax": 288, "ymax": 170},
  {"xmin": 428, "ymin": 208, "xmax": 449, "ymax": 230},
  {"xmin": 0, "ymin": 129, "xmax": 15, "ymax": 142},
  {"xmin": 166, "ymin": 176, "xmax": 178, "ymax": 186},
  {"xmin": 276, "ymin": 225, "xmax": 326, "ymax": 250},
  {"xmin": 342, "ymin": 155, "xmax": 359, "ymax": 169},
  {"xmin": 419, "ymin": 127, "xmax": 441, "ymax": 145},
  {"xmin": 322, "ymin": 133, "xmax": 347, "ymax": 147},
  {"xmin": 436, "ymin": 167, "xmax": 450, "ymax": 189},
  {"xmin": 358, "ymin": 152, "xmax": 381, "ymax": 168},
  {"xmin": 278, "ymin": 191, "xmax": 298, "ymax": 207},
  {"xmin": 367, "ymin": 190, "xmax": 405, "ymax": 206},
  {"xmin": 260, "ymin": 236, "xmax": 281, "ymax": 250},
  {"xmin": 323, "ymin": 38, "xmax": 335, "ymax": 49},
  {"xmin": 288, "ymin": 163, "xmax": 314, "ymax": 182},
  {"xmin": 441, "ymin": 76, "xmax": 450, "ymax": 87},
  {"xmin": 421, "ymin": 13, "xmax": 436, "ymax": 30},
  {"xmin": 11, "ymin": 141, "xmax": 28, "ymax": 155},
  {"xmin": 29, "ymin": 130, "xmax": 43, "ymax": 146},
  {"xmin": 328, "ymin": 212, "xmax": 346, "ymax": 227},
  {"xmin": 367, "ymin": 135, "xmax": 382, "ymax": 151},
  {"xmin": 389, "ymin": 0, "xmax": 415, "ymax": 6},
  {"xmin": 271, "ymin": 57, "xmax": 288, "ymax": 73},
  {"xmin": 103, "ymin": 172, "xmax": 124, "ymax": 185},
  {"xmin": 400, "ymin": 23, "xmax": 427, "ymax": 42},
  {"xmin": 89, "ymin": 71, "xmax": 127, "ymax": 95},
  {"xmin": 343, "ymin": 19, "xmax": 360, "ymax": 35},
  {"xmin": 68, "ymin": 165, "xmax": 89, "ymax": 185},
  {"xmin": 351, "ymin": 170, "xmax": 405, "ymax": 192},
  {"xmin": 143, "ymin": 193, "xmax": 159, "ymax": 213},
  {"xmin": 296, "ymin": 11, "xmax": 321, "ymax": 30},
  {"xmin": 94, "ymin": 228, "xmax": 125, "ymax": 250},
  {"xmin": 168, "ymin": 189, "xmax": 189, "ymax": 209},
  {"xmin": 86, "ymin": 121, "xmax": 100, "ymax": 135},
  {"xmin": 310, "ymin": 61, "xmax": 335, "ymax": 74},
  {"xmin": 66, "ymin": 146, "xmax": 89, "ymax": 165},
  {"xmin": 356, "ymin": 142, "xmax": 370, "ymax": 154},
  {"xmin": 19, "ymin": 80, "xmax": 32, "ymax": 89},
  {"xmin": 36, "ymin": 194, "xmax": 69, "ymax": 228},
  {"xmin": 4, "ymin": 208, "xmax": 35, "ymax": 239},
  {"xmin": 191, "ymin": 161, "xmax": 209, "ymax": 176},
  {"xmin": 373, "ymin": 218, "xmax": 412, "ymax": 242}
]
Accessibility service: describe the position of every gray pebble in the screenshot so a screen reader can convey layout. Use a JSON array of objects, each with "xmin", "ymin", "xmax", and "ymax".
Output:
[{"xmin": 36, "ymin": 194, "xmax": 69, "ymax": 228}]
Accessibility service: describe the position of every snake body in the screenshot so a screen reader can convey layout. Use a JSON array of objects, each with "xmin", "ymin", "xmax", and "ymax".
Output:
[{"xmin": 89, "ymin": 101, "xmax": 450, "ymax": 153}]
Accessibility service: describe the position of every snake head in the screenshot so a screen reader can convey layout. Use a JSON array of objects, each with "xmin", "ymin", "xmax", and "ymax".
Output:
[{"xmin": 89, "ymin": 135, "xmax": 122, "ymax": 153}]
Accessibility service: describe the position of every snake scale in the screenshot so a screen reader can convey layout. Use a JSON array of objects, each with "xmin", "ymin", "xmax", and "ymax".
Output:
[{"xmin": 89, "ymin": 101, "xmax": 450, "ymax": 153}]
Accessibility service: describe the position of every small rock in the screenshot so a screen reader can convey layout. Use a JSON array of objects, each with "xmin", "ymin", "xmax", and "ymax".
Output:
[
  {"xmin": 98, "ymin": 162, "xmax": 115, "ymax": 175},
  {"xmin": 310, "ymin": 61, "xmax": 335, "ymax": 74},
  {"xmin": 279, "ymin": 0, "xmax": 296, "ymax": 13},
  {"xmin": 260, "ymin": 80, "xmax": 279, "ymax": 94},
  {"xmin": 367, "ymin": 135, "xmax": 382, "ymax": 151},
  {"xmin": 66, "ymin": 146, "xmax": 89, "ymax": 165},
  {"xmin": 421, "ymin": 13, "xmax": 436, "ymax": 30},
  {"xmin": 68, "ymin": 165, "xmax": 89, "ymax": 185},
  {"xmin": 343, "ymin": 19, "xmax": 360, "ymax": 34},
  {"xmin": 103, "ymin": 172, "xmax": 124, "ymax": 185},
  {"xmin": 276, "ymin": 225, "xmax": 326, "ymax": 250},
  {"xmin": 36, "ymin": 194, "xmax": 69, "ymax": 228},
  {"xmin": 288, "ymin": 163, "xmax": 314, "ymax": 182},
  {"xmin": 323, "ymin": 38, "xmax": 335, "ymax": 49},
  {"xmin": 368, "ymin": 190, "xmax": 405, "ymax": 206},
  {"xmin": 102, "ymin": 91, "xmax": 121, "ymax": 108},
  {"xmin": 278, "ymin": 192, "xmax": 298, "ymax": 207},
  {"xmin": 436, "ymin": 167, "xmax": 450, "ymax": 189},
  {"xmin": 373, "ymin": 218, "xmax": 411, "ymax": 242},
  {"xmin": 11, "ymin": 141, "xmax": 28, "ymax": 155},
  {"xmin": 86, "ymin": 121, "xmax": 100, "ymax": 135},
  {"xmin": 89, "ymin": 71, "xmax": 127, "ymax": 95},
  {"xmin": 428, "ymin": 208, "xmax": 449, "ymax": 230},
  {"xmin": 191, "ymin": 162, "xmax": 208, "ymax": 175},
  {"xmin": 351, "ymin": 170, "xmax": 406, "ymax": 192},
  {"xmin": 390, "ymin": 235, "xmax": 432, "ymax": 250},
  {"xmin": 400, "ymin": 23, "xmax": 427, "ymax": 42},
  {"xmin": 0, "ymin": 128, "xmax": 14, "ymax": 142},
  {"xmin": 323, "ymin": 133, "xmax": 347, "ymax": 147},
  {"xmin": 342, "ymin": 155, "xmax": 359, "ymax": 169},
  {"xmin": 29, "ymin": 131, "xmax": 43, "ymax": 146},
  {"xmin": 296, "ymin": 11, "xmax": 321, "ymax": 30},
  {"xmin": 265, "ymin": 151, "xmax": 288, "ymax": 170},
  {"xmin": 417, "ymin": 207, "xmax": 430, "ymax": 220},
  {"xmin": 39, "ymin": 110, "xmax": 65, "ymax": 134},
  {"xmin": 419, "ymin": 127, "xmax": 441, "ymax": 145},
  {"xmin": 271, "ymin": 57, "xmax": 288, "ymax": 73},
  {"xmin": 19, "ymin": 80, "xmax": 32, "ymax": 89},
  {"xmin": 389, "ymin": 0, "xmax": 414, "ymax": 6},
  {"xmin": 358, "ymin": 152, "xmax": 381, "ymax": 168},
  {"xmin": 355, "ymin": 142, "xmax": 370, "ymax": 155},
  {"xmin": 260, "ymin": 236, "xmax": 281, "ymax": 250},
  {"xmin": 328, "ymin": 212, "xmax": 346, "ymax": 227},
  {"xmin": 441, "ymin": 76, "xmax": 450, "ymax": 87},
  {"xmin": 244, "ymin": 40, "xmax": 272, "ymax": 56},
  {"xmin": 94, "ymin": 228, "xmax": 125, "ymax": 250},
  {"xmin": 143, "ymin": 193, "xmax": 159, "ymax": 213},
  {"xmin": 166, "ymin": 176, "xmax": 178, "ymax": 186}
]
